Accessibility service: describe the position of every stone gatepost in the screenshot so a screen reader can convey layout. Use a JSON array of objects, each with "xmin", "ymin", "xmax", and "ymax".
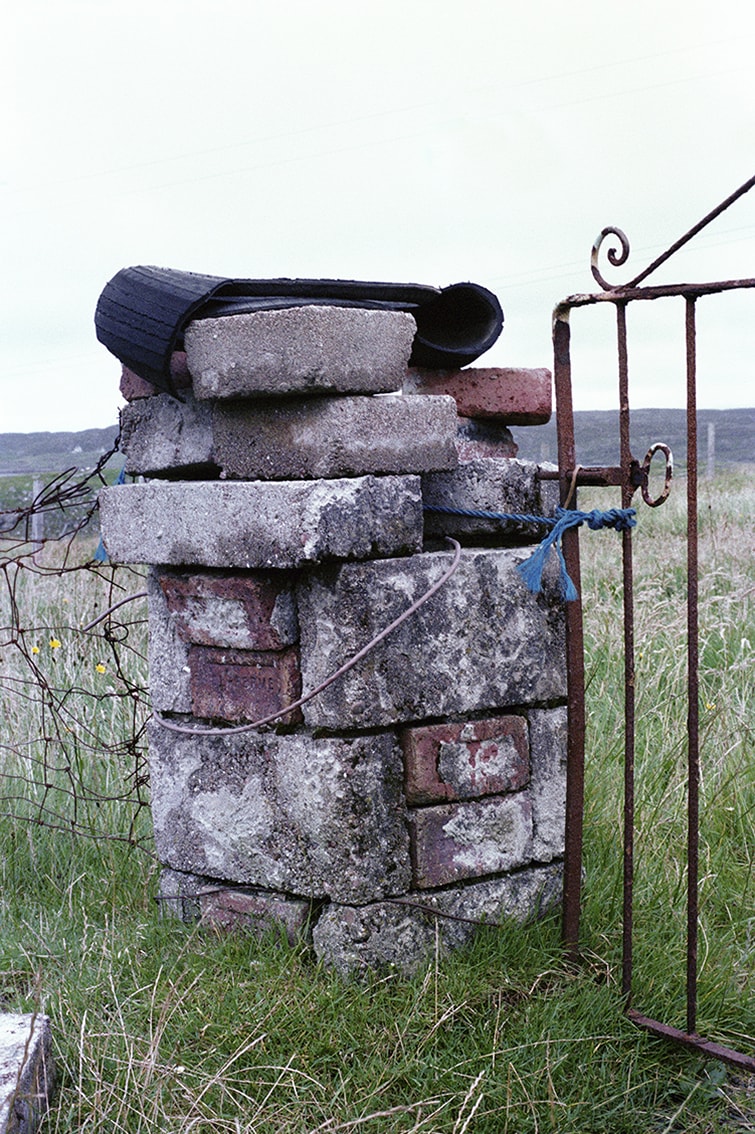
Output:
[{"xmin": 99, "ymin": 305, "xmax": 566, "ymax": 976}]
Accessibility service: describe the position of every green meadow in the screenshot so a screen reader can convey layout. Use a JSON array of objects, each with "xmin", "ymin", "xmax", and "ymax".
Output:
[{"xmin": 0, "ymin": 469, "xmax": 752, "ymax": 1132}]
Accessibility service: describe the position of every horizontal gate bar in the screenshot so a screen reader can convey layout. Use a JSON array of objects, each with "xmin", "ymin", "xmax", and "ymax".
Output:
[{"xmin": 627, "ymin": 1011, "xmax": 755, "ymax": 1073}]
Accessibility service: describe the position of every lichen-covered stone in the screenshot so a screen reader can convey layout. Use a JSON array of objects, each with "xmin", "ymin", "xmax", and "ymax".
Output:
[
  {"xmin": 297, "ymin": 546, "xmax": 566, "ymax": 730},
  {"xmin": 528, "ymin": 706, "xmax": 568, "ymax": 861},
  {"xmin": 0, "ymin": 1013, "xmax": 55, "ymax": 1134},
  {"xmin": 119, "ymin": 392, "xmax": 459, "ymax": 480},
  {"xmin": 147, "ymin": 568, "xmax": 192, "ymax": 714},
  {"xmin": 312, "ymin": 863, "xmax": 563, "ymax": 976},
  {"xmin": 147, "ymin": 724, "xmax": 410, "ymax": 903}
]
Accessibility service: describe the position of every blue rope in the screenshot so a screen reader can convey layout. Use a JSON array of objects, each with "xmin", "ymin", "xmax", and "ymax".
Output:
[{"xmin": 423, "ymin": 504, "xmax": 636, "ymax": 601}]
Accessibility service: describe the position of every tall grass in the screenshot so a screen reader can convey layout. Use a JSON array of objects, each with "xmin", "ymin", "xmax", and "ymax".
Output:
[{"xmin": 0, "ymin": 471, "xmax": 752, "ymax": 1132}]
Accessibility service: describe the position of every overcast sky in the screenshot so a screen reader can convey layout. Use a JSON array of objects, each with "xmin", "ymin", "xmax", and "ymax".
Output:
[{"xmin": 3, "ymin": 0, "xmax": 755, "ymax": 434}]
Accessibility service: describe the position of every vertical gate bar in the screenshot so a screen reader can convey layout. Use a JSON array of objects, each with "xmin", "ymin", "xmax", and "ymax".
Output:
[
  {"xmin": 553, "ymin": 309, "xmax": 586, "ymax": 960},
  {"xmin": 686, "ymin": 296, "xmax": 700, "ymax": 1036},
  {"xmin": 616, "ymin": 302, "xmax": 636, "ymax": 1003}
]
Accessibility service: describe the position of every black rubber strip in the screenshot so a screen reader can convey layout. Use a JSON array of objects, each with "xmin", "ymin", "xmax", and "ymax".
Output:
[{"xmin": 95, "ymin": 266, "xmax": 503, "ymax": 392}]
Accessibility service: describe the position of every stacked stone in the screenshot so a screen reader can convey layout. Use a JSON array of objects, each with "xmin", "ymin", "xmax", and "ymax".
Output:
[{"xmin": 100, "ymin": 304, "xmax": 567, "ymax": 976}]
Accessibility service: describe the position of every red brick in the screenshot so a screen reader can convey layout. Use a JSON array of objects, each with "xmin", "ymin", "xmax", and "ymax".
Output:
[
  {"xmin": 158, "ymin": 571, "xmax": 297, "ymax": 650},
  {"xmin": 401, "ymin": 716, "xmax": 529, "ymax": 805},
  {"xmin": 405, "ymin": 366, "xmax": 552, "ymax": 425},
  {"xmin": 189, "ymin": 645, "xmax": 302, "ymax": 725},
  {"xmin": 119, "ymin": 352, "xmax": 193, "ymax": 401},
  {"xmin": 410, "ymin": 795, "xmax": 532, "ymax": 888},
  {"xmin": 199, "ymin": 886, "xmax": 312, "ymax": 943}
]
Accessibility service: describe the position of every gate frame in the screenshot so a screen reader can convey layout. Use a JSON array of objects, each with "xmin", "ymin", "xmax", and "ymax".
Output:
[{"xmin": 547, "ymin": 174, "xmax": 755, "ymax": 1071}]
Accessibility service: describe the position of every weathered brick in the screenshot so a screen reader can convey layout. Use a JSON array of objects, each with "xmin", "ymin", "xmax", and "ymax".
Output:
[
  {"xmin": 119, "ymin": 352, "xmax": 192, "ymax": 401},
  {"xmin": 198, "ymin": 886, "xmax": 313, "ymax": 943},
  {"xmin": 157, "ymin": 570, "xmax": 298, "ymax": 650},
  {"xmin": 188, "ymin": 645, "xmax": 302, "ymax": 725},
  {"xmin": 147, "ymin": 724, "xmax": 410, "ymax": 903},
  {"xmin": 99, "ymin": 475, "xmax": 423, "ymax": 568},
  {"xmin": 185, "ymin": 307, "xmax": 416, "ymax": 399},
  {"xmin": 409, "ymin": 794, "xmax": 532, "ymax": 888},
  {"xmin": 401, "ymin": 715, "xmax": 529, "ymax": 805},
  {"xmin": 405, "ymin": 366, "xmax": 552, "ymax": 424}
]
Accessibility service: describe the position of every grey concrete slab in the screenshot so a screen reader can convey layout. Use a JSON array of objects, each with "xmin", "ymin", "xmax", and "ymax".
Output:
[
  {"xmin": 184, "ymin": 307, "xmax": 416, "ymax": 399},
  {"xmin": 0, "ymin": 1014, "xmax": 54, "ymax": 1133},
  {"xmin": 118, "ymin": 392, "xmax": 458, "ymax": 480},
  {"xmin": 422, "ymin": 458, "xmax": 558, "ymax": 539},
  {"xmin": 100, "ymin": 476, "xmax": 423, "ymax": 568}
]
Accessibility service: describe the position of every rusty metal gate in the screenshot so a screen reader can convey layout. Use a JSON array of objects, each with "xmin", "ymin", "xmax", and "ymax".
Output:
[{"xmin": 547, "ymin": 174, "xmax": 755, "ymax": 1071}]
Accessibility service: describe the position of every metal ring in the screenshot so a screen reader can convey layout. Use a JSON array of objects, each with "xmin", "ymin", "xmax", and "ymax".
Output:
[{"xmin": 641, "ymin": 443, "xmax": 673, "ymax": 507}]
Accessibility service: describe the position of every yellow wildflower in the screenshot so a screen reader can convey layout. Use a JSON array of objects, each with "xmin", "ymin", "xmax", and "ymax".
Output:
[
  {"xmin": 31, "ymin": 645, "xmax": 40, "ymax": 655},
  {"xmin": 49, "ymin": 638, "xmax": 61, "ymax": 650},
  {"xmin": 95, "ymin": 663, "xmax": 107, "ymax": 674}
]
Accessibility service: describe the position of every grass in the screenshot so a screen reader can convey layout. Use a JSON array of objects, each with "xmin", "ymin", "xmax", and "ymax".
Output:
[{"xmin": 0, "ymin": 470, "xmax": 753, "ymax": 1131}]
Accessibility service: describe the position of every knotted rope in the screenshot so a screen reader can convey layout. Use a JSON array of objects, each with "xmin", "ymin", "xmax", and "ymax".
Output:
[{"xmin": 424, "ymin": 504, "xmax": 636, "ymax": 601}]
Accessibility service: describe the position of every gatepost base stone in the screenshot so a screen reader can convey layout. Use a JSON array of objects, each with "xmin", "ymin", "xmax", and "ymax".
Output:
[{"xmin": 102, "ymin": 300, "xmax": 567, "ymax": 977}]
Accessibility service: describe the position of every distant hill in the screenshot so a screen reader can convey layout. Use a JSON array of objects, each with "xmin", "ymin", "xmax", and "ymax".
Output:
[
  {"xmin": 0, "ymin": 426, "xmax": 120, "ymax": 474},
  {"xmin": 513, "ymin": 407, "xmax": 754, "ymax": 468}
]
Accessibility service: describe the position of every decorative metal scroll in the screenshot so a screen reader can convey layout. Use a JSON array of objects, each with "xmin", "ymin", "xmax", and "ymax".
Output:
[{"xmin": 550, "ymin": 173, "xmax": 755, "ymax": 1072}]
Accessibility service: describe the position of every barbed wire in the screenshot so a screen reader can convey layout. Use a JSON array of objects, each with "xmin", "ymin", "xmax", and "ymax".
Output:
[{"xmin": 0, "ymin": 451, "xmax": 153, "ymax": 853}]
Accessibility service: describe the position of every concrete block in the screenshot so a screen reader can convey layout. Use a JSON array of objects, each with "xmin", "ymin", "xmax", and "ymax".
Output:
[
  {"xmin": 297, "ymin": 546, "xmax": 566, "ymax": 730},
  {"xmin": 0, "ymin": 1014, "xmax": 54, "ymax": 1134},
  {"xmin": 119, "ymin": 394, "xmax": 217, "ymax": 477},
  {"xmin": 198, "ymin": 886, "xmax": 314, "ymax": 943},
  {"xmin": 185, "ymin": 307, "xmax": 416, "ymax": 399},
  {"xmin": 312, "ymin": 863, "xmax": 562, "ymax": 976},
  {"xmin": 99, "ymin": 475, "xmax": 423, "ymax": 568},
  {"xmin": 400, "ymin": 715, "xmax": 529, "ymax": 805},
  {"xmin": 147, "ymin": 568, "xmax": 192, "ymax": 714},
  {"xmin": 188, "ymin": 645, "xmax": 302, "ymax": 725},
  {"xmin": 409, "ymin": 794, "xmax": 533, "ymax": 888},
  {"xmin": 422, "ymin": 458, "xmax": 556, "ymax": 539},
  {"xmin": 119, "ymin": 392, "xmax": 458, "ymax": 480},
  {"xmin": 212, "ymin": 394, "xmax": 458, "ymax": 480},
  {"xmin": 528, "ymin": 706, "xmax": 568, "ymax": 861},
  {"xmin": 454, "ymin": 417, "xmax": 518, "ymax": 461},
  {"xmin": 157, "ymin": 569, "xmax": 298, "ymax": 650},
  {"xmin": 405, "ymin": 366, "xmax": 552, "ymax": 424},
  {"xmin": 147, "ymin": 724, "xmax": 410, "ymax": 903}
]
